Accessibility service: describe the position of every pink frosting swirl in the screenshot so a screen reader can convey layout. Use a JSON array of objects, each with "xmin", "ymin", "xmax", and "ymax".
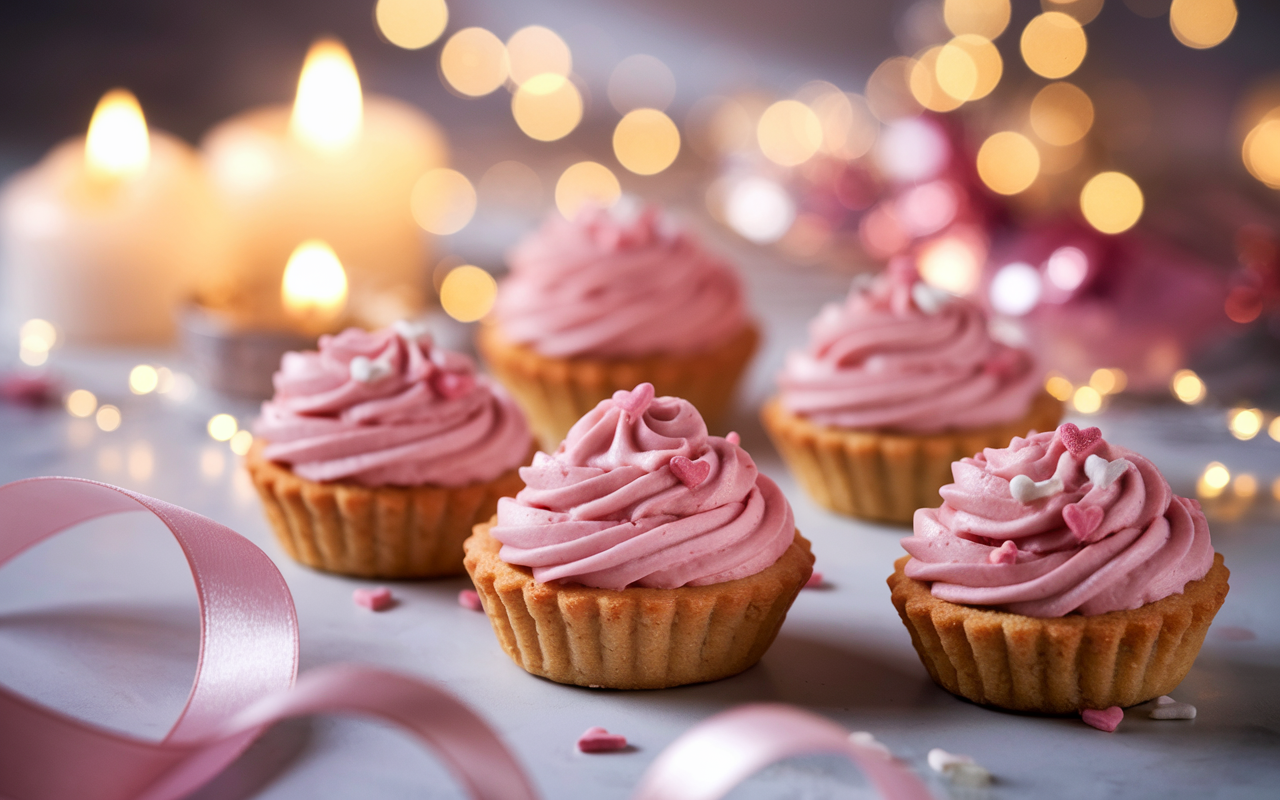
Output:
[
  {"xmin": 493, "ymin": 203, "xmax": 749, "ymax": 358},
  {"xmin": 255, "ymin": 325, "xmax": 532, "ymax": 487},
  {"xmin": 778, "ymin": 261, "xmax": 1040, "ymax": 433},
  {"xmin": 902, "ymin": 423, "xmax": 1214, "ymax": 617},
  {"xmin": 490, "ymin": 383, "xmax": 796, "ymax": 590}
]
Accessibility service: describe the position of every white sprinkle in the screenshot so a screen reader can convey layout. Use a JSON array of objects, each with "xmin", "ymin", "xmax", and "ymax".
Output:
[
  {"xmin": 392, "ymin": 319, "xmax": 433, "ymax": 345},
  {"xmin": 1009, "ymin": 474, "xmax": 1065, "ymax": 503},
  {"xmin": 849, "ymin": 731, "xmax": 892, "ymax": 760},
  {"xmin": 911, "ymin": 282, "xmax": 952, "ymax": 315},
  {"xmin": 1149, "ymin": 695, "xmax": 1196, "ymax": 720},
  {"xmin": 927, "ymin": 748, "xmax": 974, "ymax": 774},
  {"xmin": 928, "ymin": 749, "xmax": 990, "ymax": 786},
  {"xmin": 350, "ymin": 356, "xmax": 393, "ymax": 384},
  {"xmin": 1084, "ymin": 454, "xmax": 1130, "ymax": 490}
]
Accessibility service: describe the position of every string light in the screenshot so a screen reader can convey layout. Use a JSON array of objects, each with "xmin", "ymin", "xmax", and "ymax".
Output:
[
  {"xmin": 96, "ymin": 405, "xmax": 122, "ymax": 432},
  {"xmin": 1021, "ymin": 12, "xmax": 1087, "ymax": 79},
  {"xmin": 1089, "ymin": 368, "xmax": 1128, "ymax": 395},
  {"xmin": 66, "ymin": 389, "xmax": 98, "ymax": 418},
  {"xmin": 208, "ymin": 414, "xmax": 238, "ymax": 442},
  {"xmin": 910, "ymin": 48, "xmax": 965, "ymax": 113},
  {"xmin": 1045, "ymin": 374, "xmax": 1074, "ymax": 401},
  {"xmin": 1072, "ymin": 385, "xmax": 1102, "ymax": 414},
  {"xmin": 129, "ymin": 365, "xmax": 159, "ymax": 395},
  {"xmin": 1198, "ymin": 462, "xmax": 1230, "ymax": 499}
]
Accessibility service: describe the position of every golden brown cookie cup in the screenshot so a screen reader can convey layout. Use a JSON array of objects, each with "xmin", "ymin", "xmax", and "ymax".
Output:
[
  {"xmin": 761, "ymin": 391, "xmax": 1064, "ymax": 525},
  {"xmin": 476, "ymin": 322, "xmax": 759, "ymax": 451},
  {"xmin": 887, "ymin": 553, "xmax": 1230, "ymax": 713},
  {"xmin": 245, "ymin": 442, "xmax": 528, "ymax": 578},
  {"xmin": 463, "ymin": 519, "xmax": 814, "ymax": 689}
]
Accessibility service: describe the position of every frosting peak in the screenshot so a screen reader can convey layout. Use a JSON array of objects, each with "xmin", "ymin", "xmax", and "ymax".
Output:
[
  {"xmin": 493, "ymin": 203, "xmax": 749, "ymax": 359},
  {"xmin": 491, "ymin": 384, "xmax": 795, "ymax": 590},
  {"xmin": 255, "ymin": 326, "xmax": 531, "ymax": 487},
  {"xmin": 902, "ymin": 424, "xmax": 1214, "ymax": 617},
  {"xmin": 778, "ymin": 260, "xmax": 1040, "ymax": 433}
]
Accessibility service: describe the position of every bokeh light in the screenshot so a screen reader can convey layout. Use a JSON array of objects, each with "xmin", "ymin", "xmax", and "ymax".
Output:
[
  {"xmin": 1043, "ymin": 0, "xmax": 1105, "ymax": 25},
  {"xmin": 555, "ymin": 161, "xmax": 621, "ymax": 219},
  {"xmin": 608, "ymin": 54, "xmax": 677, "ymax": 113},
  {"xmin": 66, "ymin": 389, "xmax": 97, "ymax": 418},
  {"xmin": 1270, "ymin": 416, "xmax": 1280, "ymax": 443},
  {"xmin": 977, "ymin": 131, "xmax": 1041, "ymax": 195},
  {"xmin": 128, "ymin": 441, "xmax": 153, "ymax": 482},
  {"xmin": 1045, "ymin": 374, "xmax": 1074, "ymax": 401},
  {"xmin": 1228, "ymin": 408, "xmax": 1263, "ymax": 440},
  {"xmin": 96, "ymin": 405, "xmax": 122, "ymax": 433},
  {"xmin": 411, "ymin": 168, "xmax": 477, "ymax": 235},
  {"xmin": 807, "ymin": 90, "xmax": 878, "ymax": 160},
  {"xmin": 877, "ymin": 117, "xmax": 950, "ymax": 182},
  {"xmin": 685, "ymin": 96, "xmax": 755, "ymax": 158},
  {"xmin": 865, "ymin": 57, "xmax": 923, "ymax": 121},
  {"xmin": 511, "ymin": 74, "xmax": 583, "ymax": 141},
  {"xmin": 1170, "ymin": 0, "xmax": 1237, "ymax": 49},
  {"xmin": 440, "ymin": 28, "xmax": 508, "ymax": 97},
  {"xmin": 129, "ymin": 364, "xmax": 159, "ymax": 395},
  {"xmin": 478, "ymin": 160, "xmax": 543, "ymax": 210},
  {"xmin": 1021, "ymin": 12, "xmax": 1087, "ymax": 79},
  {"xmin": 918, "ymin": 235, "xmax": 983, "ymax": 295},
  {"xmin": 1233, "ymin": 473, "xmax": 1257, "ymax": 498},
  {"xmin": 1198, "ymin": 462, "xmax": 1231, "ymax": 498},
  {"xmin": 613, "ymin": 109, "xmax": 681, "ymax": 175},
  {"xmin": 1080, "ymin": 172, "xmax": 1144, "ymax": 234},
  {"xmin": 724, "ymin": 178, "xmax": 796, "ymax": 244},
  {"xmin": 208, "ymin": 414, "xmax": 238, "ymax": 442},
  {"xmin": 757, "ymin": 100, "xmax": 824, "ymax": 166},
  {"xmin": 230, "ymin": 429, "xmax": 255, "ymax": 456},
  {"xmin": 1030, "ymin": 82, "xmax": 1094, "ymax": 146},
  {"xmin": 440, "ymin": 266, "xmax": 497, "ymax": 322},
  {"xmin": 943, "ymin": 0, "xmax": 1011, "ymax": 40},
  {"xmin": 1089, "ymin": 368, "xmax": 1128, "ymax": 395},
  {"xmin": 1072, "ymin": 385, "xmax": 1102, "ymax": 414},
  {"xmin": 990, "ymin": 262, "xmax": 1042, "ymax": 316},
  {"xmin": 506, "ymin": 26, "xmax": 571, "ymax": 87},
  {"xmin": 910, "ymin": 47, "xmax": 965, "ymax": 112},
  {"xmin": 375, "ymin": 0, "xmax": 448, "ymax": 50},
  {"xmin": 1171, "ymin": 369, "xmax": 1207, "ymax": 404},
  {"xmin": 939, "ymin": 35, "xmax": 1002, "ymax": 102},
  {"xmin": 1242, "ymin": 115, "xmax": 1280, "ymax": 189},
  {"xmin": 1045, "ymin": 246, "xmax": 1089, "ymax": 290},
  {"xmin": 19, "ymin": 318, "xmax": 56, "ymax": 366}
]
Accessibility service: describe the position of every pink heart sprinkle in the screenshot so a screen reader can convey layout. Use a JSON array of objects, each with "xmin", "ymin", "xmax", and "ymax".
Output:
[
  {"xmin": 669, "ymin": 456, "xmax": 711, "ymax": 488},
  {"xmin": 577, "ymin": 727, "xmax": 628, "ymax": 753},
  {"xmin": 1081, "ymin": 706, "xmax": 1123, "ymax": 732},
  {"xmin": 434, "ymin": 371, "xmax": 474, "ymax": 400},
  {"xmin": 1063, "ymin": 503, "xmax": 1105, "ymax": 541},
  {"xmin": 988, "ymin": 540, "xmax": 1018, "ymax": 565},
  {"xmin": 1059, "ymin": 423, "xmax": 1103, "ymax": 456},
  {"xmin": 726, "ymin": 431, "xmax": 741, "ymax": 446},
  {"xmin": 458, "ymin": 589, "xmax": 483, "ymax": 611},
  {"xmin": 612, "ymin": 382, "xmax": 656, "ymax": 416},
  {"xmin": 353, "ymin": 587, "xmax": 394, "ymax": 611},
  {"xmin": 803, "ymin": 571, "xmax": 824, "ymax": 589}
]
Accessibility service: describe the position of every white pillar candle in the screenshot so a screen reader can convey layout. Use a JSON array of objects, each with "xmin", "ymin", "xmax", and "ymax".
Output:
[
  {"xmin": 0, "ymin": 90, "xmax": 227, "ymax": 344},
  {"xmin": 201, "ymin": 38, "xmax": 448, "ymax": 321}
]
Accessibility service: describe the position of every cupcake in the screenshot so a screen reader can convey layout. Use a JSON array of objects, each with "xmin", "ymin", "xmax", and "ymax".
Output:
[
  {"xmin": 762, "ymin": 260, "xmax": 1062, "ymax": 524},
  {"xmin": 463, "ymin": 383, "xmax": 813, "ymax": 689},
  {"xmin": 889, "ymin": 423, "xmax": 1229, "ymax": 713},
  {"xmin": 477, "ymin": 202, "xmax": 759, "ymax": 450},
  {"xmin": 246, "ymin": 323, "xmax": 533, "ymax": 578}
]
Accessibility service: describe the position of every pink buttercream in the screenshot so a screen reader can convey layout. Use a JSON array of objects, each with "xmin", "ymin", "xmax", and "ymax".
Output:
[
  {"xmin": 902, "ymin": 424, "xmax": 1214, "ymax": 617},
  {"xmin": 778, "ymin": 261, "xmax": 1040, "ymax": 433},
  {"xmin": 255, "ymin": 326, "xmax": 531, "ymax": 487},
  {"xmin": 490, "ymin": 384, "xmax": 796, "ymax": 590},
  {"xmin": 493, "ymin": 203, "xmax": 749, "ymax": 358}
]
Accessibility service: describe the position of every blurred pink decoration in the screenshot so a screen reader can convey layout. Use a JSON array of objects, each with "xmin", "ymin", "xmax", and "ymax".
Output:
[{"xmin": 0, "ymin": 371, "xmax": 56, "ymax": 406}]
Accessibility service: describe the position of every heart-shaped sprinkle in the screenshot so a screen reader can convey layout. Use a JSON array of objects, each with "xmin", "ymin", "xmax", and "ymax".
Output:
[
  {"xmin": 577, "ymin": 727, "xmax": 628, "ymax": 753},
  {"xmin": 612, "ymin": 382, "xmax": 655, "ymax": 416},
  {"xmin": 804, "ymin": 571, "xmax": 824, "ymax": 589},
  {"xmin": 1149, "ymin": 695, "xmax": 1196, "ymax": 720},
  {"xmin": 434, "ymin": 371, "xmax": 474, "ymax": 400},
  {"xmin": 911, "ymin": 282, "xmax": 952, "ymax": 315},
  {"xmin": 670, "ymin": 456, "xmax": 711, "ymax": 488},
  {"xmin": 725, "ymin": 431, "xmax": 741, "ymax": 446},
  {"xmin": 1081, "ymin": 706, "xmax": 1123, "ymax": 732},
  {"xmin": 392, "ymin": 319, "xmax": 433, "ymax": 345},
  {"xmin": 1009, "ymin": 474, "xmax": 1064, "ymax": 503},
  {"xmin": 848, "ymin": 731, "xmax": 892, "ymax": 760},
  {"xmin": 1060, "ymin": 423, "xmax": 1103, "ymax": 456},
  {"xmin": 1063, "ymin": 503, "xmax": 1105, "ymax": 541},
  {"xmin": 1085, "ymin": 454, "xmax": 1130, "ymax": 489},
  {"xmin": 353, "ymin": 587, "xmax": 394, "ymax": 611},
  {"xmin": 458, "ymin": 589, "xmax": 483, "ymax": 611},
  {"xmin": 350, "ymin": 356, "xmax": 393, "ymax": 384},
  {"xmin": 989, "ymin": 540, "xmax": 1018, "ymax": 565}
]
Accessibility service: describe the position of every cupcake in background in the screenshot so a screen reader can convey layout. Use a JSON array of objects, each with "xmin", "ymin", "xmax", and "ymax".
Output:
[
  {"xmin": 762, "ymin": 259, "xmax": 1062, "ymax": 524},
  {"xmin": 477, "ymin": 201, "xmax": 759, "ymax": 450},
  {"xmin": 464, "ymin": 383, "xmax": 813, "ymax": 689},
  {"xmin": 246, "ymin": 322, "xmax": 533, "ymax": 578},
  {"xmin": 889, "ymin": 423, "xmax": 1229, "ymax": 713}
]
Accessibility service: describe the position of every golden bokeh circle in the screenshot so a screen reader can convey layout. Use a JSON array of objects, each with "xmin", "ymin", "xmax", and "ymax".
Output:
[
  {"xmin": 440, "ymin": 28, "xmax": 508, "ymax": 97},
  {"xmin": 613, "ymin": 109, "xmax": 681, "ymax": 175},
  {"xmin": 976, "ymin": 131, "xmax": 1041, "ymax": 195},
  {"xmin": 1080, "ymin": 171, "xmax": 1144, "ymax": 234},
  {"xmin": 555, "ymin": 161, "xmax": 621, "ymax": 220},
  {"xmin": 511, "ymin": 74, "xmax": 583, "ymax": 142},
  {"xmin": 375, "ymin": 0, "xmax": 448, "ymax": 50},
  {"xmin": 1030, "ymin": 82, "xmax": 1095, "ymax": 146},
  {"xmin": 1021, "ymin": 12, "xmax": 1088, "ymax": 79}
]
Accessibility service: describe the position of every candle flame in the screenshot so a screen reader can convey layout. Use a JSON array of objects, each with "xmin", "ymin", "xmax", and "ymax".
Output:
[
  {"xmin": 85, "ymin": 89, "xmax": 150, "ymax": 180},
  {"xmin": 282, "ymin": 240, "xmax": 348, "ymax": 324},
  {"xmin": 290, "ymin": 38, "xmax": 363, "ymax": 154}
]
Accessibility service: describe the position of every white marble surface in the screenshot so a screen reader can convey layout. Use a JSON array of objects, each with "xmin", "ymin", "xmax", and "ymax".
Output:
[{"xmin": 0, "ymin": 245, "xmax": 1278, "ymax": 799}]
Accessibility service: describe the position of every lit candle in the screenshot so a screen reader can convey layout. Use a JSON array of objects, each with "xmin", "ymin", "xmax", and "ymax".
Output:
[
  {"xmin": 0, "ymin": 90, "xmax": 227, "ymax": 343},
  {"xmin": 281, "ymin": 239, "xmax": 349, "ymax": 334},
  {"xmin": 201, "ymin": 38, "xmax": 448, "ymax": 319}
]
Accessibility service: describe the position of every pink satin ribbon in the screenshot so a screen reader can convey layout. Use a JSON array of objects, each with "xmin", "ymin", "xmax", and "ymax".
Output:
[{"xmin": 0, "ymin": 477, "xmax": 930, "ymax": 800}]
